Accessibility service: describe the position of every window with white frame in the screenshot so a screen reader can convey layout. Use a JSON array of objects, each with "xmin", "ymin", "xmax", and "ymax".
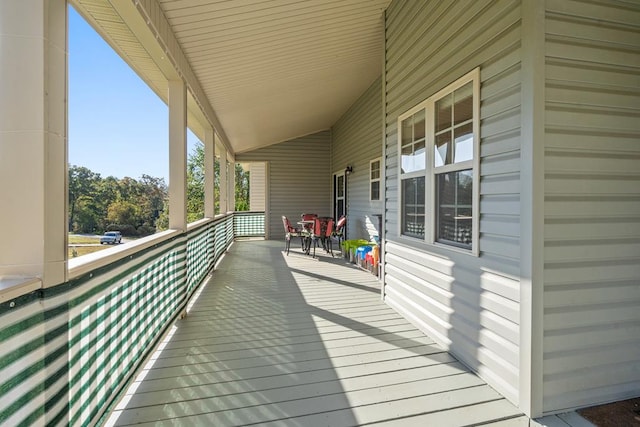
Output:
[
  {"xmin": 399, "ymin": 109, "xmax": 426, "ymax": 238},
  {"xmin": 370, "ymin": 158, "xmax": 381, "ymax": 201},
  {"xmin": 398, "ymin": 69, "xmax": 479, "ymax": 253}
]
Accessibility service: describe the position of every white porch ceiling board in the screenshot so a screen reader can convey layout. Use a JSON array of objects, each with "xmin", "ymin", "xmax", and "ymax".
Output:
[
  {"xmin": 157, "ymin": 0, "xmax": 390, "ymax": 153},
  {"xmin": 193, "ymin": 42, "xmax": 381, "ymax": 92},
  {"xmin": 217, "ymin": 61, "xmax": 376, "ymax": 150}
]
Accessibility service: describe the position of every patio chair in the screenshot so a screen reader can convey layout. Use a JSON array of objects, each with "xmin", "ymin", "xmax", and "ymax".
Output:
[
  {"xmin": 332, "ymin": 215, "xmax": 346, "ymax": 250},
  {"xmin": 310, "ymin": 217, "xmax": 335, "ymax": 258},
  {"xmin": 300, "ymin": 213, "xmax": 317, "ymax": 232},
  {"xmin": 282, "ymin": 216, "xmax": 303, "ymax": 255},
  {"xmin": 323, "ymin": 218, "xmax": 335, "ymax": 257}
]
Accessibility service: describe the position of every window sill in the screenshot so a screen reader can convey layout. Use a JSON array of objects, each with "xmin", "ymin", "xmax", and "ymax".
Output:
[
  {"xmin": 397, "ymin": 234, "xmax": 478, "ymax": 258},
  {"xmin": 432, "ymin": 240, "xmax": 478, "ymax": 257}
]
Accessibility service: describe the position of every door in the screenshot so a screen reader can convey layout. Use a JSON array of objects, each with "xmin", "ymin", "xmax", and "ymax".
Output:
[{"xmin": 334, "ymin": 172, "xmax": 346, "ymax": 221}]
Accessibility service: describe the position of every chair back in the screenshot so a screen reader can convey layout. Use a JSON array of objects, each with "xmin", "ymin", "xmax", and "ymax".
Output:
[
  {"xmin": 301, "ymin": 213, "xmax": 317, "ymax": 221},
  {"xmin": 282, "ymin": 215, "xmax": 295, "ymax": 233},
  {"xmin": 300, "ymin": 213, "xmax": 316, "ymax": 232},
  {"xmin": 324, "ymin": 219, "xmax": 335, "ymax": 237},
  {"xmin": 336, "ymin": 215, "xmax": 346, "ymax": 231},
  {"xmin": 312, "ymin": 217, "xmax": 324, "ymax": 237}
]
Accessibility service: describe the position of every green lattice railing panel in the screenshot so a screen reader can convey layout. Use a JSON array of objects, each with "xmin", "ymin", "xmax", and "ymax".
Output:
[
  {"xmin": 186, "ymin": 222, "xmax": 215, "ymax": 296},
  {"xmin": 66, "ymin": 240, "xmax": 186, "ymax": 426},
  {"xmin": 214, "ymin": 218, "xmax": 233, "ymax": 259},
  {"xmin": 0, "ymin": 297, "xmax": 47, "ymax": 426},
  {"xmin": 234, "ymin": 211, "xmax": 265, "ymax": 237},
  {"xmin": 0, "ymin": 213, "xmax": 238, "ymax": 427}
]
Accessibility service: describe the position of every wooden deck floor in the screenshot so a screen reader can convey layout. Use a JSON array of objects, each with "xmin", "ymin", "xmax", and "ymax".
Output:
[{"xmin": 106, "ymin": 240, "xmax": 526, "ymax": 426}]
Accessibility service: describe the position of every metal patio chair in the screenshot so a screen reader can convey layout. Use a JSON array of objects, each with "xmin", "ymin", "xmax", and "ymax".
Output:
[
  {"xmin": 282, "ymin": 215, "xmax": 303, "ymax": 255},
  {"xmin": 332, "ymin": 215, "xmax": 346, "ymax": 251},
  {"xmin": 310, "ymin": 217, "xmax": 335, "ymax": 258}
]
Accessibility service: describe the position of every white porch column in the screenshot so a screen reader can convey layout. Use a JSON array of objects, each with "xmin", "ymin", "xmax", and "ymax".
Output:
[
  {"xmin": 218, "ymin": 144, "xmax": 228, "ymax": 214},
  {"xmin": 0, "ymin": 0, "xmax": 67, "ymax": 287},
  {"xmin": 228, "ymin": 153, "xmax": 236, "ymax": 212},
  {"xmin": 168, "ymin": 80, "xmax": 187, "ymax": 231},
  {"xmin": 520, "ymin": 0, "xmax": 545, "ymax": 418},
  {"xmin": 204, "ymin": 129, "xmax": 215, "ymax": 218}
]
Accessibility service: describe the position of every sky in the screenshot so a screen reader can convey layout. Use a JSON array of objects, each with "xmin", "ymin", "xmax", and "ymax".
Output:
[{"xmin": 68, "ymin": 6, "xmax": 199, "ymax": 183}]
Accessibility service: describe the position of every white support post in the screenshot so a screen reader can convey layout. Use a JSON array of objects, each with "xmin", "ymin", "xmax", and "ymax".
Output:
[
  {"xmin": 219, "ymin": 145, "xmax": 228, "ymax": 214},
  {"xmin": 379, "ymin": 11, "xmax": 387, "ymax": 301},
  {"xmin": 0, "ymin": 0, "xmax": 68, "ymax": 287},
  {"xmin": 228, "ymin": 153, "xmax": 235, "ymax": 212},
  {"xmin": 168, "ymin": 80, "xmax": 187, "ymax": 231},
  {"xmin": 520, "ymin": 0, "xmax": 546, "ymax": 418},
  {"xmin": 0, "ymin": 2, "xmax": 68, "ymax": 425},
  {"xmin": 204, "ymin": 128, "xmax": 215, "ymax": 218}
]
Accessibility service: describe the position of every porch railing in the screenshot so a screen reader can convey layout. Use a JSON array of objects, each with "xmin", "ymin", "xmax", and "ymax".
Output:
[
  {"xmin": 233, "ymin": 210, "xmax": 266, "ymax": 238},
  {"xmin": 0, "ymin": 211, "xmax": 263, "ymax": 427}
]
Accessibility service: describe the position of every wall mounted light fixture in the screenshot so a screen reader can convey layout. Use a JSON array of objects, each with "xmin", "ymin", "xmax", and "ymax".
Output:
[{"xmin": 345, "ymin": 165, "xmax": 353, "ymax": 175}]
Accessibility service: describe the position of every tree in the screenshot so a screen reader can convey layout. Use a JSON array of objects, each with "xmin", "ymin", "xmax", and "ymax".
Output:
[
  {"xmin": 107, "ymin": 199, "xmax": 139, "ymax": 225},
  {"xmin": 156, "ymin": 141, "xmax": 217, "ymax": 230},
  {"xmin": 74, "ymin": 198, "xmax": 100, "ymax": 233},
  {"xmin": 66, "ymin": 142, "xmax": 242, "ymax": 235},
  {"xmin": 94, "ymin": 176, "xmax": 120, "ymax": 231},
  {"xmin": 156, "ymin": 199, "xmax": 169, "ymax": 231},
  {"xmin": 68, "ymin": 164, "xmax": 167, "ymax": 236},
  {"xmin": 68, "ymin": 165, "xmax": 101, "ymax": 231},
  {"xmin": 235, "ymin": 163, "xmax": 250, "ymax": 211},
  {"xmin": 187, "ymin": 142, "xmax": 205, "ymax": 222},
  {"xmin": 185, "ymin": 142, "xmax": 227, "ymax": 215},
  {"xmin": 139, "ymin": 174, "xmax": 167, "ymax": 219}
]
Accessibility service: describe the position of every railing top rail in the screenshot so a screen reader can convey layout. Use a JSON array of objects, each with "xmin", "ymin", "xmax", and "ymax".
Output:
[
  {"xmin": 68, "ymin": 229, "xmax": 182, "ymax": 280},
  {"xmin": 233, "ymin": 210, "xmax": 266, "ymax": 214},
  {"xmin": 2, "ymin": 212, "xmax": 253, "ymax": 306},
  {"xmin": 186, "ymin": 213, "xmax": 234, "ymax": 233}
]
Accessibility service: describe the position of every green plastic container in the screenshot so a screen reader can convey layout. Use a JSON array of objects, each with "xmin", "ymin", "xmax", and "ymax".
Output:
[{"xmin": 341, "ymin": 239, "xmax": 370, "ymax": 262}]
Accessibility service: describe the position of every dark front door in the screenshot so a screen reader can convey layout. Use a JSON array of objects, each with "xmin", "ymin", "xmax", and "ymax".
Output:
[{"xmin": 334, "ymin": 172, "xmax": 345, "ymax": 221}]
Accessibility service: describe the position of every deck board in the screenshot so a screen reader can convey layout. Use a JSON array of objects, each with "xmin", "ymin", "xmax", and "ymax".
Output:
[{"xmin": 107, "ymin": 240, "xmax": 523, "ymax": 426}]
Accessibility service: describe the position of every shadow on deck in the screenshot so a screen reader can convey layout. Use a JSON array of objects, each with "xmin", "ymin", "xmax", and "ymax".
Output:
[{"xmin": 106, "ymin": 240, "xmax": 526, "ymax": 426}]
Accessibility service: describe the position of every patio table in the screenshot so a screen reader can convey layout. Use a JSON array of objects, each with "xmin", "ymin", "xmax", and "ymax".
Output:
[
  {"xmin": 298, "ymin": 218, "xmax": 333, "ymax": 256},
  {"xmin": 297, "ymin": 220, "xmax": 315, "ymax": 254}
]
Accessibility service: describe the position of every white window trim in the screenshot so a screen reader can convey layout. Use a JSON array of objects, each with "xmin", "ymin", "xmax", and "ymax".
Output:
[
  {"xmin": 370, "ymin": 157, "xmax": 381, "ymax": 201},
  {"xmin": 397, "ymin": 68, "xmax": 480, "ymax": 256}
]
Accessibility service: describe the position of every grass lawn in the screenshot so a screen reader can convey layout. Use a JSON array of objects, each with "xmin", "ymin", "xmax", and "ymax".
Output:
[
  {"xmin": 68, "ymin": 234, "xmax": 100, "ymax": 244},
  {"xmin": 68, "ymin": 245, "xmax": 107, "ymax": 258}
]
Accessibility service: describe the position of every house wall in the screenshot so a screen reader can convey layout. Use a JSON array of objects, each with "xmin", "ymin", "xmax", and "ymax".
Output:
[
  {"xmin": 331, "ymin": 77, "xmax": 384, "ymax": 241},
  {"xmin": 541, "ymin": 0, "xmax": 640, "ymax": 413},
  {"xmin": 383, "ymin": 0, "xmax": 523, "ymax": 405},
  {"xmin": 236, "ymin": 131, "xmax": 331, "ymax": 240},
  {"xmin": 249, "ymin": 162, "xmax": 266, "ymax": 211}
]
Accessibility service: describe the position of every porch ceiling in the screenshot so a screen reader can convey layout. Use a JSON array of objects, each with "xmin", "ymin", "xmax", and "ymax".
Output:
[{"xmin": 73, "ymin": 0, "xmax": 390, "ymax": 154}]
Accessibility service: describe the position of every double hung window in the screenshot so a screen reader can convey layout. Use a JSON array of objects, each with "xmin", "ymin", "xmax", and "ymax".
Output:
[
  {"xmin": 399, "ymin": 110, "xmax": 426, "ymax": 238},
  {"xmin": 370, "ymin": 158, "xmax": 381, "ymax": 201},
  {"xmin": 398, "ymin": 69, "xmax": 479, "ymax": 253}
]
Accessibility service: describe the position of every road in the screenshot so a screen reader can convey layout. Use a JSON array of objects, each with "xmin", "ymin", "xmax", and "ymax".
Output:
[{"xmin": 69, "ymin": 234, "xmax": 132, "ymax": 246}]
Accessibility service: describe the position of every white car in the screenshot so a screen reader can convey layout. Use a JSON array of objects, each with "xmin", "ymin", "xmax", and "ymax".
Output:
[{"xmin": 100, "ymin": 231, "xmax": 122, "ymax": 244}]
